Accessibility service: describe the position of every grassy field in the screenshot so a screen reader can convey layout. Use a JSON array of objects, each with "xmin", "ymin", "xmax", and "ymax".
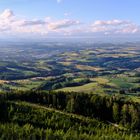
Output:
[{"xmin": 57, "ymin": 82, "xmax": 105, "ymax": 93}]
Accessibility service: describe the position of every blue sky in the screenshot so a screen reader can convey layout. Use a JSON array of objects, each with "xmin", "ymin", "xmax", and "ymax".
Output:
[{"xmin": 0, "ymin": 0, "xmax": 140, "ymax": 38}]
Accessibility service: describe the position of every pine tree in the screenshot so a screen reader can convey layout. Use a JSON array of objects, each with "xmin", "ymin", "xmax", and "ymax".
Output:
[{"xmin": 112, "ymin": 102, "xmax": 120, "ymax": 122}]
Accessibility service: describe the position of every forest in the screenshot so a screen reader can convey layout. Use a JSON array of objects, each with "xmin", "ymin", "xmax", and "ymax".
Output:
[{"xmin": 0, "ymin": 90, "xmax": 139, "ymax": 139}]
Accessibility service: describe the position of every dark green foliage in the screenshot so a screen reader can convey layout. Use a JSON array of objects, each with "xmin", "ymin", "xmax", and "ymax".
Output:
[
  {"xmin": 0, "ymin": 91, "xmax": 140, "ymax": 139},
  {"xmin": 0, "ymin": 100, "xmax": 139, "ymax": 140},
  {"xmin": 5, "ymin": 91, "xmax": 140, "ymax": 130},
  {"xmin": 36, "ymin": 76, "xmax": 90, "ymax": 91}
]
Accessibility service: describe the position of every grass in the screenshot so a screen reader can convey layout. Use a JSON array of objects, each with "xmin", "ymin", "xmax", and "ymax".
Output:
[
  {"xmin": 72, "ymin": 78, "xmax": 86, "ymax": 82},
  {"xmin": 56, "ymin": 77, "xmax": 119, "ymax": 94},
  {"xmin": 90, "ymin": 77, "xmax": 109, "ymax": 84},
  {"xmin": 0, "ymin": 80, "xmax": 9, "ymax": 84},
  {"xmin": 59, "ymin": 61, "xmax": 72, "ymax": 66},
  {"xmin": 0, "ymin": 80, "xmax": 43, "ymax": 91},
  {"xmin": 75, "ymin": 64, "xmax": 103, "ymax": 71},
  {"xmin": 108, "ymin": 77, "xmax": 137, "ymax": 89},
  {"xmin": 56, "ymin": 82, "xmax": 105, "ymax": 94}
]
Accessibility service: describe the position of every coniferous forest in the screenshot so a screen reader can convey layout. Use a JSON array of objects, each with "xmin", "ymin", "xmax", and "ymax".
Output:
[{"xmin": 0, "ymin": 90, "xmax": 139, "ymax": 139}]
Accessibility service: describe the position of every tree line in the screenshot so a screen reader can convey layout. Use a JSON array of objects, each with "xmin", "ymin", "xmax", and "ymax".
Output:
[{"xmin": 4, "ymin": 90, "xmax": 140, "ymax": 130}]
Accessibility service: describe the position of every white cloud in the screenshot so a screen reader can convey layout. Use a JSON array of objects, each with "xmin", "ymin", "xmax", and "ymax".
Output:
[
  {"xmin": 90, "ymin": 19, "xmax": 140, "ymax": 35},
  {"xmin": 48, "ymin": 19, "xmax": 80, "ymax": 30},
  {"xmin": 0, "ymin": 9, "xmax": 80, "ymax": 35},
  {"xmin": 0, "ymin": 9, "xmax": 139, "ymax": 37},
  {"xmin": 14, "ymin": 19, "xmax": 46, "ymax": 26},
  {"xmin": 115, "ymin": 24, "xmax": 140, "ymax": 34},
  {"xmin": 0, "ymin": 9, "xmax": 14, "ymax": 19},
  {"xmin": 93, "ymin": 19, "xmax": 130, "ymax": 26}
]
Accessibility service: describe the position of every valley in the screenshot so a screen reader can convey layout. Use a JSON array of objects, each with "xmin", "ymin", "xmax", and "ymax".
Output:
[{"xmin": 1, "ymin": 42, "xmax": 140, "ymax": 99}]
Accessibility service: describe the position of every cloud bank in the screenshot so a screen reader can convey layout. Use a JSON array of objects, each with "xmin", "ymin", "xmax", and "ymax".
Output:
[{"xmin": 0, "ymin": 9, "xmax": 139, "ymax": 37}]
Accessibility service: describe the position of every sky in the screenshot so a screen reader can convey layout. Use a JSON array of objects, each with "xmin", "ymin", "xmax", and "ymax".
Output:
[{"xmin": 0, "ymin": 0, "xmax": 140, "ymax": 39}]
